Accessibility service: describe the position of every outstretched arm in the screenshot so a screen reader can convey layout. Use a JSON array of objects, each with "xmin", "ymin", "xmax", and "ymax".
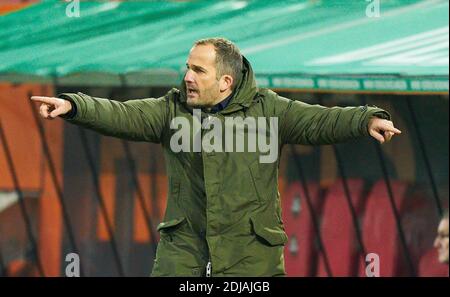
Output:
[
  {"xmin": 31, "ymin": 92, "xmax": 168, "ymax": 143},
  {"xmin": 276, "ymin": 96, "xmax": 400, "ymax": 145}
]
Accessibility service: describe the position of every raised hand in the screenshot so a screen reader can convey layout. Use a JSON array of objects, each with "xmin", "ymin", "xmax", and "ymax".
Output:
[
  {"xmin": 368, "ymin": 117, "xmax": 402, "ymax": 144},
  {"xmin": 30, "ymin": 96, "xmax": 72, "ymax": 120}
]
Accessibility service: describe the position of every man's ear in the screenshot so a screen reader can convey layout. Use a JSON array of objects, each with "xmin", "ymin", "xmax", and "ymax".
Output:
[{"xmin": 219, "ymin": 75, "xmax": 233, "ymax": 92}]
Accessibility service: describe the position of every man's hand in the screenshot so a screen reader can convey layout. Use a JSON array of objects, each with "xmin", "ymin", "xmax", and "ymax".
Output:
[
  {"xmin": 30, "ymin": 96, "xmax": 72, "ymax": 120},
  {"xmin": 368, "ymin": 117, "xmax": 401, "ymax": 144}
]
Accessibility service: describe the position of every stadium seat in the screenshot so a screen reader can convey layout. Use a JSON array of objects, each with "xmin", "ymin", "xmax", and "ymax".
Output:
[
  {"xmin": 282, "ymin": 181, "xmax": 322, "ymax": 276},
  {"xmin": 358, "ymin": 180, "xmax": 411, "ymax": 277},
  {"xmin": 317, "ymin": 179, "xmax": 366, "ymax": 276}
]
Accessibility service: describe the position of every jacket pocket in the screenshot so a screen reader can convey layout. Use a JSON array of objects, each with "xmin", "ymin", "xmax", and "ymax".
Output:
[
  {"xmin": 250, "ymin": 211, "xmax": 288, "ymax": 246},
  {"xmin": 157, "ymin": 217, "xmax": 186, "ymax": 237}
]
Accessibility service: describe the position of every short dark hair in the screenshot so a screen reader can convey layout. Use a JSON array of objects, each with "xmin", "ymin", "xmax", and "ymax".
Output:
[{"xmin": 194, "ymin": 37, "xmax": 243, "ymax": 90}]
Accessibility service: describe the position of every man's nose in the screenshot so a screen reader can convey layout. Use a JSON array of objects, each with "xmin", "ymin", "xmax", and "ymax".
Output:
[
  {"xmin": 184, "ymin": 70, "xmax": 195, "ymax": 83},
  {"xmin": 434, "ymin": 237, "xmax": 440, "ymax": 248}
]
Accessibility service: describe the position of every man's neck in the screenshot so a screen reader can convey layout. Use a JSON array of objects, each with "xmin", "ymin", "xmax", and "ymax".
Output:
[
  {"xmin": 214, "ymin": 90, "xmax": 233, "ymax": 106},
  {"xmin": 206, "ymin": 91, "xmax": 233, "ymax": 113}
]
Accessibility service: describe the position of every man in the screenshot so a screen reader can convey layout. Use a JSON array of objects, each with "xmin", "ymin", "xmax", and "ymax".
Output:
[
  {"xmin": 434, "ymin": 211, "xmax": 449, "ymax": 264},
  {"xmin": 31, "ymin": 37, "xmax": 401, "ymax": 277}
]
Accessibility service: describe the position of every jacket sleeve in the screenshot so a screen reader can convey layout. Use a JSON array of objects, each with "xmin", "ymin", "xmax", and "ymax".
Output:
[
  {"xmin": 58, "ymin": 92, "xmax": 168, "ymax": 143},
  {"xmin": 277, "ymin": 96, "xmax": 391, "ymax": 145}
]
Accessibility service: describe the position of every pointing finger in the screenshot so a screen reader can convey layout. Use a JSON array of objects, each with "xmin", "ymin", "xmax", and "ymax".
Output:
[
  {"xmin": 31, "ymin": 96, "xmax": 58, "ymax": 105},
  {"xmin": 382, "ymin": 121, "xmax": 401, "ymax": 134},
  {"xmin": 384, "ymin": 126, "xmax": 402, "ymax": 134}
]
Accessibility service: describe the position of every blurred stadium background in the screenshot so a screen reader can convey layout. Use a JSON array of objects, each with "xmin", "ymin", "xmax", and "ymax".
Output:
[{"xmin": 0, "ymin": 0, "xmax": 448, "ymax": 276}]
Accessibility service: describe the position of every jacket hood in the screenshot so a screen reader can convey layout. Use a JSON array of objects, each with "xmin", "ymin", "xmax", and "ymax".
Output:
[{"xmin": 179, "ymin": 56, "xmax": 258, "ymax": 113}]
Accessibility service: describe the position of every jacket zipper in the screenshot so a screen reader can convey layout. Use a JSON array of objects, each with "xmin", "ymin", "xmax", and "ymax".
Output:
[
  {"xmin": 202, "ymin": 113, "xmax": 212, "ymax": 278},
  {"xmin": 206, "ymin": 260, "xmax": 212, "ymax": 277}
]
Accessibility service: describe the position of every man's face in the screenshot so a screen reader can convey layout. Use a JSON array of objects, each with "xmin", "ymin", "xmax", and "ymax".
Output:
[
  {"xmin": 434, "ymin": 218, "xmax": 449, "ymax": 264},
  {"xmin": 184, "ymin": 44, "xmax": 221, "ymax": 108}
]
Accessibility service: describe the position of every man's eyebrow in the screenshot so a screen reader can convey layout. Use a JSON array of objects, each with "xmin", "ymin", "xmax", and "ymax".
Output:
[{"xmin": 186, "ymin": 63, "xmax": 207, "ymax": 72}]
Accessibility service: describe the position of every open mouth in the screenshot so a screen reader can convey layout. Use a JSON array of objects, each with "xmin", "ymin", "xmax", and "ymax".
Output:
[{"xmin": 187, "ymin": 86, "xmax": 199, "ymax": 97}]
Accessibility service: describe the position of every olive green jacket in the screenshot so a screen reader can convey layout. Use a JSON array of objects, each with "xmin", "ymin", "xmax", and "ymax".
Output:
[{"xmin": 60, "ymin": 57, "xmax": 389, "ymax": 277}]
